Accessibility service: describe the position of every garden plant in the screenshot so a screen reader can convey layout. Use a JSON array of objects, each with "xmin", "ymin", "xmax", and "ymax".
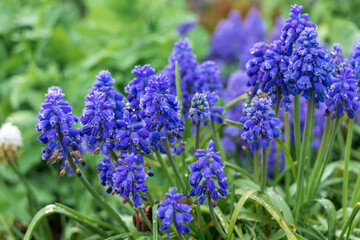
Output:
[{"xmin": 2, "ymin": 2, "xmax": 360, "ymax": 240}]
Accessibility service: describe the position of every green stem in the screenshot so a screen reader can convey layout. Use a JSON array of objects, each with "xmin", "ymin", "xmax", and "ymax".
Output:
[
  {"xmin": 253, "ymin": 150, "xmax": 260, "ymax": 184},
  {"xmin": 310, "ymin": 117, "xmax": 340, "ymax": 199},
  {"xmin": 224, "ymin": 93, "xmax": 248, "ymax": 110},
  {"xmin": 275, "ymin": 142, "xmax": 280, "ymax": 177},
  {"xmin": 175, "ymin": 61, "xmax": 183, "ymax": 118},
  {"xmin": 163, "ymin": 139, "xmax": 186, "ymax": 191},
  {"xmin": 154, "ymin": 151, "xmax": 175, "ymax": 186},
  {"xmin": 343, "ymin": 118, "xmax": 355, "ymax": 227},
  {"xmin": 195, "ymin": 124, "xmax": 200, "ymax": 153},
  {"xmin": 305, "ymin": 106, "xmax": 315, "ymax": 195},
  {"xmin": 211, "ymin": 121, "xmax": 227, "ymax": 162},
  {"xmin": 307, "ymin": 116, "xmax": 331, "ymax": 200},
  {"xmin": 139, "ymin": 207, "xmax": 153, "ymax": 231},
  {"xmin": 284, "ymin": 112, "xmax": 291, "ymax": 202},
  {"xmin": 208, "ymin": 194, "xmax": 227, "ymax": 239},
  {"xmin": 294, "ymin": 95, "xmax": 301, "ymax": 168},
  {"xmin": 339, "ymin": 203, "xmax": 360, "ymax": 240},
  {"xmin": 275, "ymin": 87, "xmax": 281, "ymax": 117},
  {"xmin": 261, "ymin": 147, "xmax": 268, "ymax": 192},
  {"xmin": 294, "ymin": 96, "xmax": 314, "ymax": 222},
  {"xmin": 67, "ymin": 153, "xmax": 129, "ymax": 231}
]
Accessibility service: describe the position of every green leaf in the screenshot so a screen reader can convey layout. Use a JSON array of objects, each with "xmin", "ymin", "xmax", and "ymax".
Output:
[
  {"xmin": 275, "ymin": 138, "xmax": 297, "ymax": 181},
  {"xmin": 24, "ymin": 204, "xmax": 110, "ymax": 240},
  {"xmin": 105, "ymin": 232, "xmax": 152, "ymax": 240},
  {"xmin": 339, "ymin": 203, "xmax": 360, "ymax": 240},
  {"xmin": 152, "ymin": 204, "xmax": 159, "ymax": 240},
  {"xmin": 228, "ymin": 189, "xmax": 258, "ymax": 240},
  {"xmin": 224, "ymin": 119, "xmax": 244, "ymax": 129}
]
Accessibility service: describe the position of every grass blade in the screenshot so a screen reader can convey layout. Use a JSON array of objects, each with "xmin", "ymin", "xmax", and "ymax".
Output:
[
  {"xmin": 24, "ymin": 204, "xmax": 110, "ymax": 240},
  {"xmin": 152, "ymin": 204, "xmax": 159, "ymax": 240}
]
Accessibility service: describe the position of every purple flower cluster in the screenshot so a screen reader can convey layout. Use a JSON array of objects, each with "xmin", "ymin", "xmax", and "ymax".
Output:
[
  {"xmin": 165, "ymin": 38, "xmax": 222, "ymax": 116},
  {"xmin": 329, "ymin": 43, "xmax": 347, "ymax": 75},
  {"xmin": 189, "ymin": 140, "xmax": 229, "ymax": 204},
  {"xmin": 285, "ymin": 27, "xmax": 333, "ymax": 103},
  {"xmin": 157, "ymin": 187, "xmax": 193, "ymax": 239},
  {"xmin": 81, "ymin": 71, "xmax": 126, "ymax": 154},
  {"xmin": 280, "ymin": 4, "xmax": 317, "ymax": 55},
  {"xmin": 36, "ymin": 87, "xmax": 82, "ymax": 174},
  {"xmin": 112, "ymin": 149, "xmax": 149, "ymax": 208},
  {"xmin": 189, "ymin": 93, "xmax": 210, "ymax": 126},
  {"xmin": 125, "ymin": 65, "xmax": 155, "ymax": 112},
  {"xmin": 210, "ymin": 10, "xmax": 244, "ymax": 64},
  {"xmin": 140, "ymin": 74, "xmax": 185, "ymax": 155},
  {"xmin": 350, "ymin": 41, "xmax": 360, "ymax": 80},
  {"xmin": 325, "ymin": 69, "xmax": 360, "ymax": 119},
  {"xmin": 241, "ymin": 96, "xmax": 282, "ymax": 151},
  {"xmin": 114, "ymin": 110, "xmax": 151, "ymax": 160},
  {"xmin": 177, "ymin": 21, "xmax": 197, "ymax": 36}
]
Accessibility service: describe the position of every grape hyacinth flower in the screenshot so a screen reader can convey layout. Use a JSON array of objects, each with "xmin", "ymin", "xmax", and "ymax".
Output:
[
  {"xmin": 115, "ymin": 110, "xmax": 151, "ymax": 162},
  {"xmin": 246, "ymin": 42, "xmax": 269, "ymax": 96},
  {"xmin": 285, "ymin": 27, "xmax": 333, "ymax": 103},
  {"xmin": 164, "ymin": 38, "xmax": 198, "ymax": 115},
  {"xmin": 157, "ymin": 187, "xmax": 193, "ymax": 239},
  {"xmin": 221, "ymin": 70, "xmax": 249, "ymax": 152},
  {"xmin": 349, "ymin": 41, "xmax": 360, "ymax": 80},
  {"xmin": 196, "ymin": 61, "xmax": 222, "ymax": 93},
  {"xmin": 140, "ymin": 74, "xmax": 185, "ymax": 155},
  {"xmin": 281, "ymin": 4, "xmax": 317, "ymax": 55},
  {"xmin": 210, "ymin": 10, "xmax": 244, "ymax": 64},
  {"xmin": 189, "ymin": 92, "xmax": 210, "ymax": 126},
  {"xmin": 241, "ymin": 7, "xmax": 267, "ymax": 69},
  {"xmin": 81, "ymin": 71, "xmax": 126, "ymax": 154},
  {"xmin": 261, "ymin": 40, "xmax": 294, "ymax": 111},
  {"xmin": 177, "ymin": 21, "xmax": 197, "ymax": 36},
  {"xmin": 112, "ymin": 148, "xmax": 149, "ymax": 208},
  {"xmin": 80, "ymin": 91, "xmax": 116, "ymax": 155},
  {"xmin": 325, "ymin": 68, "xmax": 360, "ymax": 119},
  {"xmin": 205, "ymin": 92, "xmax": 225, "ymax": 124},
  {"xmin": 97, "ymin": 156, "xmax": 115, "ymax": 194},
  {"xmin": 329, "ymin": 43, "xmax": 347, "ymax": 75},
  {"xmin": 36, "ymin": 87, "xmax": 83, "ymax": 175},
  {"xmin": 189, "ymin": 139, "xmax": 229, "ymax": 205},
  {"xmin": 240, "ymin": 96, "xmax": 283, "ymax": 151},
  {"xmin": 125, "ymin": 65, "xmax": 155, "ymax": 112}
]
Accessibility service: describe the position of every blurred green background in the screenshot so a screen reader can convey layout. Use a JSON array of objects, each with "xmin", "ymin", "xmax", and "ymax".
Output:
[{"xmin": 0, "ymin": 0, "xmax": 359, "ymax": 239}]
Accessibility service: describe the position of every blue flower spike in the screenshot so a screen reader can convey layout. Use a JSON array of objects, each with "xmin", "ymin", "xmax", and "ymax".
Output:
[{"xmin": 157, "ymin": 187, "xmax": 193, "ymax": 239}]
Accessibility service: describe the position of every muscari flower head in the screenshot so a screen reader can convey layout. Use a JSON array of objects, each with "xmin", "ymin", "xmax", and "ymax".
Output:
[
  {"xmin": 281, "ymin": 4, "xmax": 317, "ymax": 55},
  {"xmin": 241, "ymin": 7, "xmax": 266, "ymax": 69},
  {"xmin": 262, "ymin": 40, "xmax": 294, "ymax": 111},
  {"xmin": 324, "ymin": 68, "xmax": 360, "ymax": 119},
  {"xmin": 140, "ymin": 74, "xmax": 185, "ymax": 155},
  {"xmin": 221, "ymin": 70, "xmax": 249, "ymax": 152},
  {"xmin": 114, "ymin": 110, "xmax": 151, "ymax": 163},
  {"xmin": 36, "ymin": 87, "xmax": 83, "ymax": 174},
  {"xmin": 81, "ymin": 71, "xmax": 126, "ymax": 154},
  {"xmin": 205, "ymin": 92, "xmax": 225, "ymax": 124},
  {"xmin": 195, "ymin": 61, "xmax": 222, "ymax": 93},
  {"xmin": 246, "ymin": 41, "xmax": 270, "ymax": 96},
  {"xmin": 97, "ymin": 156, "xmax": 115, "ymax": 194},
  {"xmin": 112, "ymin": 148, "xmax": 149, "ymax": 208},
  {"xmin": 210, "ymin": 10, "xmax": 244, "ymax": 64},
  {"xmin": 285, "ymin": 27, "xmax": 333, "ymax": 103},
  {"xmin": 349, "ymin": 40, "xmax": 360, "ymax": 80},
  {"xmin": 189, "ymin": 139, "xmax": 229, "ymax": 205},
  {"xmin": 157, "ymin": 187, "xmax": 193, "ymax": 240},
  {"xmin": 189, "ymin": 93, "xmax": 210, "ymax": 126},
  {"xmin": 164, "ymin": 38, "xmax": 198, "ymax": 115},
  {"xmin": 125, "ymin": 65, "xmax": 155, "ymax": 112},
  {"xmin": 240, "ymin": 96, "xmax": 283, "ymax": 151},
  {"xmin": 329, "ymin": 43, "xmax": 347, "ymax": 75},
  {"xmin": 177, "ymin": 21, "xmax": 197, "ymax": 36}
]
